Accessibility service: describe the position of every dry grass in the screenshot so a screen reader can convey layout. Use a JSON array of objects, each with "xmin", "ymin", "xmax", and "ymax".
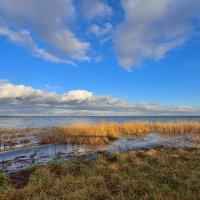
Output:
[
  {"xmin": 39, "ymin": 121, "xmax": 200, "ymax": 145},
  {"xmin": 153, "ymin": 121, "xmax": 200, "ymax": 134},
  {"xmin": 0, "ymin": 127, "xmax": 34, "ymax": 137},
  {"xmin": 120, "ymin": 121, "xmax": 151, "ymax": 135},
  {"xmin": 39, "ymin": 122, "xmax": 120, "ymax": 145},
  {"xmin": 0, "ymin": 128, "xmax": 19, "ymax": 136},
  {"xmin": 0, "ymin": 128, "xmax": 38, "ymax": 151},
  {"xmin": 186, "ymin": 135, "xmax": 200, "ymax": 144}
]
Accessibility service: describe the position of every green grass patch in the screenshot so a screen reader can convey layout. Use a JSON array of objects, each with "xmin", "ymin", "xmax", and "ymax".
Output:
[{"xmin": 0, "ymin": 147, "xmax": 200, "ymax": 200}]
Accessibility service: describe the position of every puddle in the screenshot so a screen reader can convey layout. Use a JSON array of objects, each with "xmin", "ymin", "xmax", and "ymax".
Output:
[
  {"xmin": 107, "ymin": 133, "xmax": 196, "ymax": 152},
  {"xmin": 0, "ymin": 143, "xmax": 107, "ymax": 173},
  {"xmin": 0, "ymin": 133, "xmax": 198, "ymax": 173}
]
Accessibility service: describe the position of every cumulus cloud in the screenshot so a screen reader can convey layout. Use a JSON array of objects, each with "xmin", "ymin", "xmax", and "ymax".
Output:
[
  {"xmin": 80, "ymin": 0, "xmax": 112, "ymax": 19},
  {"xmin": 114, "ymin": 0, "xmax": 200, "ymax": 70},
  {"xmin": 0, "ymin": 0, "xmax": 90, "ymax": 64},
  {"xmin": 0, "ymin": 81, "xmax": 200, "ymax": 116},
  {"xmin": 61, "ymin": 90, "xmax": 93, "ymax": 102},
  {"xmin": 0, "ymin": 81, "xmax": 92, "ymax": 103}
]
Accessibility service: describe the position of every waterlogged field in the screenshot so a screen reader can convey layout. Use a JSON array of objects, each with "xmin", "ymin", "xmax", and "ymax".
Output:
[
  {"xmin": 0, "ymin": 121, "xmax": 200, "ymax": 199},
  {"xmin": 1, "ymin": 121, "xmax": 200, "ymax": 148},
  {"xmin": 0, "ymin": 121, "xmax": 200, "ymax": 172},
  {"xmin": 0, "ymin": 147, "xmax": 199, "ymax": 200}
]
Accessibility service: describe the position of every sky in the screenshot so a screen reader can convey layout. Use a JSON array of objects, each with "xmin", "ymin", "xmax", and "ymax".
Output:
[{"xmin": 0, "ymin": 0, "xmax": 200, "ymax": 116}]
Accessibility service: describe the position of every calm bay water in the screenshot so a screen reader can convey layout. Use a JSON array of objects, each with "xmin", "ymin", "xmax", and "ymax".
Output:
[{"xmin": 0, "ymin": 116, "xmax": 200, "ymax": 128}]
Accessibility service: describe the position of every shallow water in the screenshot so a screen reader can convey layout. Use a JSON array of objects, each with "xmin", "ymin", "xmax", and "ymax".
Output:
[
  {"xmin": 0, "ymin": 143, "xmax": 105, "ymax": 173},
  {"xmin": 1, "ymin": 116, "xmax": 200, "ymax": 128},
  {"xmin": 0, "ymin": 133, "xmax": 197, "ymax": 173}
]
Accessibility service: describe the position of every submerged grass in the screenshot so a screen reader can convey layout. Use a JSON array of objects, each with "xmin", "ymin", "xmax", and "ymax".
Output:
[
  {"xmin": 0, "ymin": 147, "xmax": 199, "ymax": 200},
  {"xmin": 0, "ymin": 127, "xmax": 49, "ymax": 151},
  {"xmin": 39, "ymin": 121, "xmax": 200, "ymax": 145}
]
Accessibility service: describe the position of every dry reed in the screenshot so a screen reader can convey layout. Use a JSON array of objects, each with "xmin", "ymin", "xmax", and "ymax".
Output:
[{"xmin": 39, "ymin": 121, "xmax": 200, "ymax": 145}]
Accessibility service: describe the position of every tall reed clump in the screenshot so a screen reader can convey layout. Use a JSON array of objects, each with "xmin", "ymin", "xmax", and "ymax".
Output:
[
  {"xmin": 36, "ymin": 121, "xmax": 200, "ymax": 145},
  {"xmin": 39, "ymin": 122, "xmax": 121, "ymax": 145},
  {"xmin": 153, "ymin": 121, "xmax": 200, "ymax": 134},
  {"xmin": 119, "ymin": 121, "xmax": 151, "ymax": 136}
]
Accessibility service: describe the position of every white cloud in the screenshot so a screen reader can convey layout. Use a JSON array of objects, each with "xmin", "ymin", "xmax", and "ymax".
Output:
[
  {"xmin": 0, "ymin": 81, "xmax": 200, "ymax": 116},
  {"xmin": 0, "ymin": 0, "xmax": 90, "ymax": 64},
  {"xmin": 0, "ymin": 81, "xmax": 55, "ymax": 100},
  {"xmin": 114, "ymin": 0, "xmax": 200, "ymax": 70},
  {"xmin": 61, "ymin": 90, "xmax": 93, "ymax": 102},
  {"xmin": 89, "ymin": 23, "xmax": 113, "ymax": 37},
  {"xmin": 0, "ymin": 27, "xmax": 76, "ymax": 66},
  {"xmin": 0, "ymin": 81, "xmax": 92, "ymax": 103},
  {"xmin": 80, "ymin": 0, "xmax": 112, "ymax": 19}
]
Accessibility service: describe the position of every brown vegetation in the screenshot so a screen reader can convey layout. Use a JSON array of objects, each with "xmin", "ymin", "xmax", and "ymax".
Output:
[{"xmin": 39, "ymin": 121, "xmax": 200, "ymax": 145}]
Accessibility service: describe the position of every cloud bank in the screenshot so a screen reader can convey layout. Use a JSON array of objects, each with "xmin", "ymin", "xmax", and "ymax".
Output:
[{"xmin": 0, "ymin": 80, "xmax": 199, "ymax": 116}]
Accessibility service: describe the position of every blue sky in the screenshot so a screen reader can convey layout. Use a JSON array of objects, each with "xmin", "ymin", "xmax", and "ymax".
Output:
[{"xmin": 0, "ymin": 0, "xmax": 200, "ymax": 116}]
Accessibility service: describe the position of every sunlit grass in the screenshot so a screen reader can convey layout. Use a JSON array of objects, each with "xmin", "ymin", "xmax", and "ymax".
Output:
[
  {"xmin": 1, "ymin": 147, "xmax": 199, "ymax": 199},
  {"xmin": 39, "ymin": 122, "xmax": 120, "ymax": 145}
]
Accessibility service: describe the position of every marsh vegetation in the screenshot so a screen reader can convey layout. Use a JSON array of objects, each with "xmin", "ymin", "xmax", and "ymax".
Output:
[
  {"xmin": 0, "ymin": 121, "xmax": 200, "ymax": 173},
  {"xmin": 39, "ymin": 121, "xmax": 200, "ymax": 145},
  {"xmin": 0, "ymin": 121, "xmax": 200, "ymax": 150}
]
